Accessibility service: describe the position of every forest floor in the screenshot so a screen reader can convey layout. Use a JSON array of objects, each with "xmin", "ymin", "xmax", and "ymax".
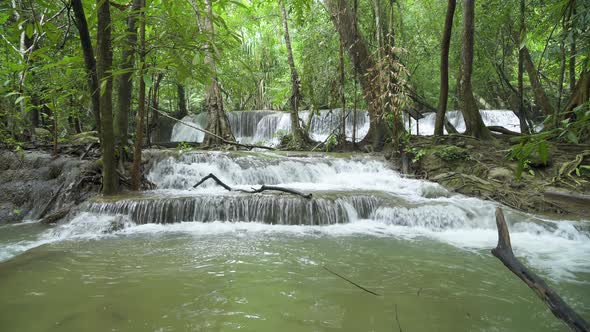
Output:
[{"xmin": 397, "ymin": 135, "xmax": 590, "ymax": 219}]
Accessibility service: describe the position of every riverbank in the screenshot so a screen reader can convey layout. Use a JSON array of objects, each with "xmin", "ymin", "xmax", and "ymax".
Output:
[{"xmin": 397, "ymin": 135, "xmax": 590, "ymax": 219}]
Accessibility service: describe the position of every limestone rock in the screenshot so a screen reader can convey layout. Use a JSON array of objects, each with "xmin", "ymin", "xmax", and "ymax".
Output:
[{"xmin": 489, "ymin": 167, "xmax": 513, "ymax": 182}]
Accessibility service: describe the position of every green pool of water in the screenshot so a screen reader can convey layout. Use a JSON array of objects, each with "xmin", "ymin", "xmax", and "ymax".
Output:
[{"xmin": 0, "ymin": 223, "xmax": 587, "ymax": 331}]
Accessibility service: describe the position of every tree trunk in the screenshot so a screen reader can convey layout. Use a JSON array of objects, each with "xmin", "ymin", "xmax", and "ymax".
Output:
[
  {"xmin": 522, "ymin": 46, "xmax": 555, "ymax": 117},
  {"xmin": 517, "ymin": 0, "xmax": 531, "ymax": 133},
  {"xmin": 564, "ymin": 68, "xmax": 590, "ymax": 117},
  {"xmin": 115, "ymin": 0, "xmax": 142, "ymax": 159},
  {"xmin": 569, "ymin": 5, "xmax": 576, "ymax": 92},
  {"xmin": 201, "ymin": 0, "xmax": 235, "ymax": 146},
  {"xmin": 557, "ymin": 40, "xmax": 566, "ymax": 125},
  {"xmin": 325, "ymin": 0, "xmax": 385, "ymax": 147},
  {"xmin": 458, "ymin": 0, "xmax": 491, "ymax": 139},
  {"xmin": 279, "ymin": 0, "xmax": 307, "ymax": 148},
  {"xmin": 176, "ymin": 83, "xmax": 188, "ymax": 119},
  {"xmin": 96, "ymin": 0, "xmax": 118, "ymax": 195},
  {"xmin": 434, "ymin": 0, "xmax": 456, "ymax": 136},
  {"xmin": 131, "ymin": 0, "xmax": 146, "ymax": 191},
  {"xmin": 71, "ymin": 0, "xmax": 101, "ymax": 134},
  {"xmin": 338, "ymin": 1, "xmax": 347, "ymax": 145}
]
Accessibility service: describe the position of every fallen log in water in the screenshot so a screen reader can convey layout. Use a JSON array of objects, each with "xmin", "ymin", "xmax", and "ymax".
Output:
[
  {"xmin": 193, "ymin": 173, "xmax": 312, "ymax": 199},
  {"xmin": 492, "ymin": 208, "xmax": 590, "ymax": 332}
]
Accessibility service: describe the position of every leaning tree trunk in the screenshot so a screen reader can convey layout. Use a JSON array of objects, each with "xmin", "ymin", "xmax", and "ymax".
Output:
[
  {"xmin": 201, "ymin": 0, "xmax": 235, "ymax": 146},
  {"xmin": 115, "ymin": 0, "xmax": 142, "ymax": 159},
  {"xmin": 434, "ymin": 0, "xmax": 456, "ymax": 137},
  {"xmin": 564, "ymin": 68, "xmax": 590, "ymax": 118},
  {"xmin": 325, "ymin": 0, "xmax": 387, "ymax": 148},
  {"xmin": 96, "ymin": 0, "xmax": 118, "ymax": 195},
  {"xmin": 522, "ymin": 46, "xmax": 555, "ymax": 117},
  {"xmin": 457, "ymin": 0, "xmax": 491, "ymax": 139},
  {"xmin": 279, "ymin": 0, "xmax": 307, "ymax": 148},
  {"xmin": 71, "ymin": 0, "xmax": 101, "ymax": 134}
]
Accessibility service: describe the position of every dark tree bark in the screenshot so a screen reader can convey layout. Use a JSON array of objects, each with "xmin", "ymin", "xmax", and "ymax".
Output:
[
  {"xmin": 564, "ymin": 68, "xmax": 590, "ymax": 118},
  {"xmin": 201, "ymin": 0, "xmax": 235, "ymax": 146},
  {"xmin": 557, "ymin": 41, "xmax": 566, "ymax": 124},
  {"xmin": 569, "ymin": 5, "xmax": 576, "ymax": 92},
  {"xmin": 517, "ymin": 0, "xmax": 531, "ymax": 133},
  {"xmin": 131, "ymin": 0, "xmax": 146, "ymax": 191},
  {"xmin": 115, "ymin": 0, "xmax": 142, "ymax": 158},
  {"xmin": 522, "ymin": 46, "xmax": 555, "ymax": 117},
  {"xmin": 176, "ymin": 83, "xmax": 188, "ymax": 119},
  {"xmin": 457, "ymin": 0, "xmax": 491, "ymax": 139},
  {"xmin": 279, "ymin": 0, "xmax": 307, "ymax": 148},
  {"xmin": 434, "ymin": 0, "xmax": 456, "ymax": 136},
  {"xmin": 337, "ymin": 1, "xmax": 347, "ymax": 145},
  {"xmin": 492, "ymin": 208, "xmax": 590, "ymax": 332},
  {"xmin": 96, "ymin": 0, "xmax": 118, "ymax": 195},
  {"xmin": 325, "ymin": 0, "xmax": 386, "ymax": 147},
  {"xmin": 71, "ymin": 0, "xmax": 101, "ymax": 134}
]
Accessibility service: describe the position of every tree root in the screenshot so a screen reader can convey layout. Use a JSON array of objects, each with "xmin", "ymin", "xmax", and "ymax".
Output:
[
  {"xmin": 193, "ymin": 173, "xmax": 312, "ymax": 199},
  {"xmin": 551, "ymin": 151, "xmax": 589, "ymax": 189},
  {"xmin": 492, "ymin": 208, "xmax": 590, "ymax": 332}
]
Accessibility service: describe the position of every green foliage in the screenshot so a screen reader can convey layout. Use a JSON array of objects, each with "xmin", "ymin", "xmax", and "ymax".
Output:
[
  {"xmin": 554, "ymin": 104, "xmax": 590, "ymax": 144},
  {"xmin": 408, "ymin": 147, "xmax": 427, "ymax": 163},
  {"xmin": 433, "ymin": 146, "xmax": 470, "ymax": 161},
  {"xmin": 509, "ymin": 133, "xmax": 552, "ymax": 180},
  {"xmin": 176, "ymin": 142, "xmax": 193, "ymax": 153},
  {"xmin": 325, "ymin": 134, "xmax": 337, "ymax": 152}
]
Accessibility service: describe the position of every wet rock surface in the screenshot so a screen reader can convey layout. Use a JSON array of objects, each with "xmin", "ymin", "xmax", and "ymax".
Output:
[{"xmin": 0, "ymin": 150, "xmax": 100, "ymax": 224}]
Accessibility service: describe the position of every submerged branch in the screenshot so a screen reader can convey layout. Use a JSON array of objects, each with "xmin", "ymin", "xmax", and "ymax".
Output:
[
  {"xmin": 492, "ymin": 208, "xmax": 590, "ymax": 332},
  {"xmin": 323, "ymin": 266, "xmax": 381, "ymax": 296},
  {"xmin": 193, "ymin": 173, "xmax": 312, "ymax": 199}
]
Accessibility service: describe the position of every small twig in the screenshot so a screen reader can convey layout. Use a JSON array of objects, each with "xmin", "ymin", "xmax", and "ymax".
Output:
[
  {"xmin": 323, "ymin": 266, "xmax": 381, "ymax": 296},
  {"xmin": 192, "ymin": 173, "xmax": 232, "ymax": 191},
  {"xmin": 395, "ymin": 304, "xmax": 403, "ymax": 332}
]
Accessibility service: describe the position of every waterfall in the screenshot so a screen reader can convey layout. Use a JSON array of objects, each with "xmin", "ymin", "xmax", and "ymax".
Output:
[
  {"xmin": 406, "ymin": 110, "xmax": 521, "ymax": 135},
  {"xmin": 171, "ymin": 109, "xmax": 520, "ymax": 143},
  {"xmin": 86, "ymin": 193, "xmax": 381, "ymax": 225},
  {"xmin": 171, "ymin": 110, "xmax": 371, "ymax": 144}
]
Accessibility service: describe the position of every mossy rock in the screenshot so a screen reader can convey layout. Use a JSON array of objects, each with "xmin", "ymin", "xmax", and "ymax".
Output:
[
  {"xmin": 71, "ymin": 131, "xmax": 99, "ymax": 145},
  {"xmin": 432, "ymin": 145, "xmax": 470, "ymax": 161},
  {"xmin": 33, "ymin": 128, "xmax": 52, "ymax": 143}
]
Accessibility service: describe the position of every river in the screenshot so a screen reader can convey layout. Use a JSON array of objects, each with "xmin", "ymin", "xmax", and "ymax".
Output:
[{"xmin": 0, "ymin": 151, "xmax": 588, "ymax": 331}]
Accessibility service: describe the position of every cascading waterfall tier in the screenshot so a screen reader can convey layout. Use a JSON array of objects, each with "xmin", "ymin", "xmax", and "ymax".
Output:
[
  {"xmin": 86, "ymin": 193, "xmax": 381, "ymax": 225},
  {"xmin": 171, "ymin": 109, "xmax": 520, "ymax": 144}
]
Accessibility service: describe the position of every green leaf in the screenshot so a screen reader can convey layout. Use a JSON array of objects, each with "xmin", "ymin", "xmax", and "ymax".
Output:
[
  {"xmin": 143, "ymin": 75, "xmax": 153, "ymax": 88},
  {"xmin": 14, "ymin": 96, "xmax": 25, "ymax": 105},
  {"xmin": 25, "ymin": 23, "xmax": 34, "ymax": 39},
  {"xmin": 100, "ymin": 80, "xmax": 107, "ymax": 96},
  {"xmin": 566, "ymin": 131, "xmax": 579, "ymax": 144}
]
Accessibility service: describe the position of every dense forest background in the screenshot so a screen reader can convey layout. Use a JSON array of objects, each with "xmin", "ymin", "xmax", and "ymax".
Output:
[{"xmin": 0, "ymin": 0, "xmax": 588, "ymax": 194}]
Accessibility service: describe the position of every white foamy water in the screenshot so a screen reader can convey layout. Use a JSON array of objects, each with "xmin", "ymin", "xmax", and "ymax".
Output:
[
  {"xmin": 2, "ymin": 151, "xmax": 588, "ymax": 284},
  {"xmin": 171, "ymin": 110, "xmax": 521, "ymax": 144}
]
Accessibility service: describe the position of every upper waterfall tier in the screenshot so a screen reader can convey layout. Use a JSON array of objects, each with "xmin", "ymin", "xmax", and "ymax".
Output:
[
  {"xmin": 144, "ymin": 151, "xmax": 449, "ymax": 201},
  {"xmin": 171, "ymin": 109, "xmax": 521, "ymax": 144}
]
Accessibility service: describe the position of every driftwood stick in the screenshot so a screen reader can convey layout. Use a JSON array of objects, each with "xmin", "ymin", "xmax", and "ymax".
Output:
[
  {"xmin": 248, "ymin": 185, "xmax": 312, "ymax": 199},
  {"xmin": 492, "ymin": 208, "xmax": 590, "ymax": 332},
  {"xmin": 192, "ymin": 174, "xmax": 312, "ymax": 199},
  {"xmin": 192, "ymin": 173, "xmax": 232, "ymax": 191},
  {"xmin": 323, "ymin": 266, "xmax": 381, "ymax": 296}
]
